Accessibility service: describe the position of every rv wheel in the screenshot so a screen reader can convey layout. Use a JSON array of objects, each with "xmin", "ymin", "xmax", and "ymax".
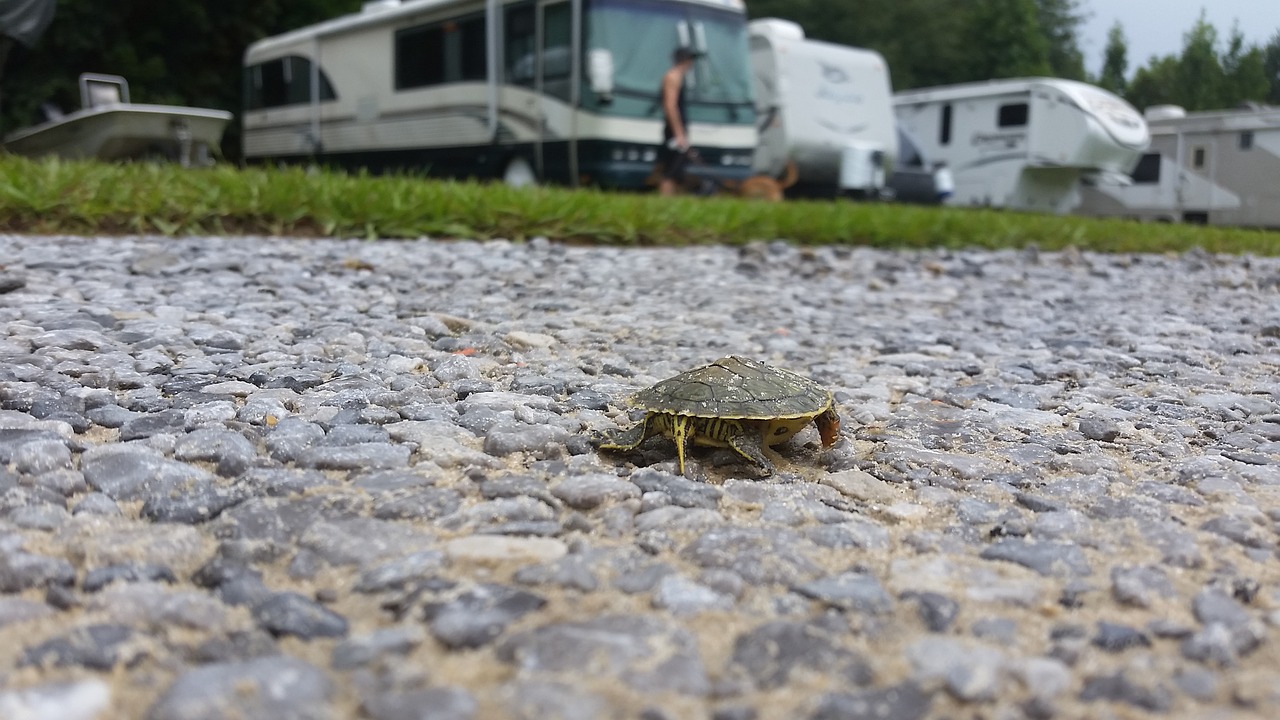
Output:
[{"xmin": 503, "ymin": 157, "xmax": 537, "ymax": 188}]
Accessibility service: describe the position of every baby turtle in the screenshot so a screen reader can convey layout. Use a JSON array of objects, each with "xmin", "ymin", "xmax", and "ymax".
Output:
[{"xmin": 598, "ymin": 355, "xmax": 841, "ymax": 475}]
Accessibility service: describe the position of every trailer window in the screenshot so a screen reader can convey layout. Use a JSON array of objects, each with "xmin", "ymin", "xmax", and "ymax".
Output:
[
  {"xmin": 542, "ymin": 2, "xmax": 573, "ymax": 101},
  {"xmin": 1192, "ymin": 147, "xmax": 1205, "ymax": 168},
  {"xmin": 1129, "ymin": 153, "xmax": 1160, "ymax": 184},
  {"xmin": 939, "ymin": 103, "xmax": 952, "ymax": 146},
  {"xmin": 997, "ymin": 102, "xmax": 1028, "ymax": 127},
  {"xmin": 1239, "ymin": 131, "xmax": 1254, "ymax": 150},
  {"xmin": 244, "ymin": 56, "xmax": 336, "ymax": 110}
]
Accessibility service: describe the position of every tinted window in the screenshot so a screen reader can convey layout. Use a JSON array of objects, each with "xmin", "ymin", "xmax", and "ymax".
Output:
[
  {"xmin": 245, "ymin": 56, "xmax": 336, "ymax": 110},
  {"xmin": 1240, "ymin": 131, "xmax": 1254, "ymax": 150},
  {"xmin": 396, "ymin": 25, "xmax": 447, "ymax": 89},
  {"xmin": 939, "ymin": 103, "xmax": 952, "ymax": 146},
  {"xmin": 1130, "ymin": 153, "xmax": 1160, "ymax": 184},
  {"xmin": 997, "ymin": 102, "xmax": 1028, "ymax": 127},
  {"xmin": 1192, "ymin": 147, "xmax": 1205, "ymax": 168}
]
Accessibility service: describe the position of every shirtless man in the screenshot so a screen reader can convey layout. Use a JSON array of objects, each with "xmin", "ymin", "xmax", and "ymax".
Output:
[{"xmin": 658, "ymin": 46, "xmax": 698, "ymax": 196}]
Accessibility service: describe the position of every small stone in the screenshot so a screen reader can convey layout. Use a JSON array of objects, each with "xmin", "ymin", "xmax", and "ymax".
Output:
[
  {"xmin": 810, "ymin": 682, "xmax": 933, "ymax": 720},
  {"xmin": 794, "ymin": 572, "xmax": 893, "ymax": 614},
  {"xmin": 331, "ymin": 626, "xmax": 425, "ymax": 669},
  {"xmin": 979, "ymin": 538, "xmax": 1091, "ymax": 577},
  {"xmin": 901, "ymin": 591, "xmax": 960, "ymax": 632},
  {"xmin": 442, "ymin": 536, "xmax": 567, "ymax": 564},
  {"xmin": 0, "ymin": 680, "xmax": 111, "ymax": 720},
  {"xmin": 550, "ymin": 474, "xmax": 640, "ymax": 509},
  {"xmin": 252, "ymin": 592, "xmax": 349, "ymax": 639},
  {"xmin": 428, "ymin": 584, "xmax": 547, "ymax": 649},
  {"xmin": 1092, "ymin": 621, "xmax": 1151, "ymax": 652},
  {"xmin": 730, "ymin": 621, "xmax": 872, "ymax": 691},
  {"xmin": 821, "ymin": 469, "xmax": 901, "ymax": 504},
  {"xmin": 19, "ymin": 624, "xmax": 136, "ymax": 670},
  {"xmin": 362, "ymin": 687, "xmax": 477, "ymax": 720},
  {"xmin": 1079, "ymin": 672, "xmax": 1172, "ymax": 712},
  {"xmin": 147, "ymin": 656, "xmax": 332, "ymax": 720},
  {"xmin": 652, "ymin": 574, "xmax": 734, "ymax": 615},
  {"xmin": 1078, "ymin": 417, "xmax": 1121, "ymax": 442},
  {"xmin": 1111, "ymin": 565, "xmax": 1175, "ymax": 608}
]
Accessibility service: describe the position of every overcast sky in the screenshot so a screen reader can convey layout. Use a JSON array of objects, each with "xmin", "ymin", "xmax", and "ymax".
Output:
[{"xmin": 1080, "ymin": 0, "xmax": 1280, "ymax": 77}]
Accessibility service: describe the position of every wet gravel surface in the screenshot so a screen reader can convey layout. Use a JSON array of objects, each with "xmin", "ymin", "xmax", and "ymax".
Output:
[{"xmin": 1, "ymin": 233, "xmax": 1279, "ymax": 719}]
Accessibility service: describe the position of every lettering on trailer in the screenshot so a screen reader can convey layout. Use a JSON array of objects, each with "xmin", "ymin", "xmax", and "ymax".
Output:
[
  {"xmin": 815, "ymin": 62, "xmax": 862, "ymax": 105},
  {"xmin": 972, "ymin": 131, "xmax": 1026, "ymax": 152}
]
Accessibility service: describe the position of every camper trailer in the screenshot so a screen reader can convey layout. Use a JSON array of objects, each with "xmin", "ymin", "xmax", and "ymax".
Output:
[
  {"xmin": 747, "ymin": 18, "xmax": 895, "ymax": 197},
  {"xmin": 893, "ymin": 78, "xmax": 1149, "ymax": 213},
  {"xmin": 242, "ymin": 0, "xmax": 757, "ymax": 189},
  {"xmin": 1077, "ymin": 104, "xmax": 1280, "ymax": 228}
]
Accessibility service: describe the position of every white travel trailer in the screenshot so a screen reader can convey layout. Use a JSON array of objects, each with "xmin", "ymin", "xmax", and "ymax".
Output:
[
  {"xmin": 893, "ymin": 77, "xmax": 1150, "ymax": 213},
  {"xmin": 1077, "ymin": 104, "xmax": 1280, "ymax": 228},
  {"xmin": 242, "ymin": 0, "xmax": 757, "ymax": 189},
  {"xmin": 747, "ymin": 18, "xmax": 895, "ymax": 197}
]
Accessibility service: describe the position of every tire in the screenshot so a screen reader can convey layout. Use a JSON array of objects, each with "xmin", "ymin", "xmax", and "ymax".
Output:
[{"xmin": 503, "ymin": 156, "xmax": 537, "ymax": 188}]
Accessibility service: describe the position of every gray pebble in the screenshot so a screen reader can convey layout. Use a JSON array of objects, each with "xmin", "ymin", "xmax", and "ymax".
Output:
[
  {"xmin": 428, "ymin": 583, "xmax": 546, "ymax": 649},
  {"xmin": 252, "ymin": 592, "xmax": 349, "ymax": 639},
  {"xmin": 148, "ymin": 655, "xmax": 332, "ymax": 720}
]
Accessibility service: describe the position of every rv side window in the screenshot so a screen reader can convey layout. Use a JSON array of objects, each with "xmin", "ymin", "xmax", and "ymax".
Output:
[
  {"xmin": 939, "ymin": 104, "xmax": 952, "ymax": 146},
  {"xmin": 997, "ymin": 102, "xmax": 1028, "ymax": 127},
  {"xmin": 1129, "ymin": 153, "xmax": 1160, "ymax": 184},
  {"xmin": 1240, "ymin": 131, "xmax": 1254, "ymax": 150},
  {"xmin": 244, "ymin": 57, "xmax": 336, "ymax": 110},
  {"xmin": 1192, "ymin": 147, "xmax": 1205, "ymax": 168},
  {"xmin": 396, "ymin": 25, "xmax": 447, "ymax": 89},
  {"xmin": 506, "ymin": 4, "xmax": 536, "ymax": 85},
  {"xmin": 542, "ymin": 2, "xmax": 573, "ymax": 101},
  {"xmin": 458, "ymin": 16, "xmax": 488, "ymax": 81}
]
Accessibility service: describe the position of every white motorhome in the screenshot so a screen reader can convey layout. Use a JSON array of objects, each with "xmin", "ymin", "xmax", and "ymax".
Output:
[
  {"xmin": 747, "ymin": 18, "xmax": 895, "ymax": 197},
  {"xmin": 893, "ymin": 77, "xmax": 1150, "ymax": 213},
  {"xmin": 1077, "ymin": 104, "xmax": 1280, "ymax": 228},
  {"xmin": 242, "ymin": 0, "xmax": 757, "ymax": 189}
]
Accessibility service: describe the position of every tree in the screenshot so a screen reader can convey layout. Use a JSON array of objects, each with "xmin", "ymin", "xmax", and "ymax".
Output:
[
  {"xmin": 962, "ymin": 0, "xmax": 1052, "ymax": 80},
  {"xmin": 1262, "ymin": 30, "xmax": 1280, "ymax": 104},
  {"xmin": 1036, "ymin": 0, "xmax": 1087, "ymax": 80},
  {"xmin": 1221, "ymin": 24, "xmax": 1270, "ymax": 106},
  {"xmin": 1097, "ymin": 22, "xmax": 1128, "ymax": 94},
  {"xmin": 1126, "ymin": 55, "xmax": 1179, "ymax": 110}
]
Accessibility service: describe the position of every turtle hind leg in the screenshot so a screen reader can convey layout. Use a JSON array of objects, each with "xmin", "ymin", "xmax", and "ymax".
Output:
[
  {"xmin": 726, "ymin": 431, "xmax": 776, "ymax": 476},
  {"xmin": 670, "ymin": 415, "xmax": 693, "ymax": 476}
]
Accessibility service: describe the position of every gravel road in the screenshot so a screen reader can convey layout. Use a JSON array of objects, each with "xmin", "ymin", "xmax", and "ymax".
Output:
[{"xmin": 0, "ymin": 233, "xmax": 1278, "ymax": 720}]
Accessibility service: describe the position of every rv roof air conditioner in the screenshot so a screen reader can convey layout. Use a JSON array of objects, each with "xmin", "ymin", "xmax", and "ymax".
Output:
[
  {"xmin": 1144, "ymin": 105, "xmax": 1186, "ymax": 122},
  {"xmin": 748, "ymin": 18, "xmax": 805, "ymax": 42},
  {"xmin": 363, "ymin": 0, "xmax": 401, "ymax": 13}
]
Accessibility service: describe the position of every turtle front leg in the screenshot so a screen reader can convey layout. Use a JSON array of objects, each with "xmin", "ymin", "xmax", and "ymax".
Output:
[
  {"xmin": 726, "ymin": 431, "xmax": 776, "ymax": 476},
  {"xmin": 598, "ymin": 414, "xmax": 656, "ymax": 452}
]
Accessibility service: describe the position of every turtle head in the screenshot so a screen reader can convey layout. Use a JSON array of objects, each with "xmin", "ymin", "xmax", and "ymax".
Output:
[{"xmin": 815, "ymin": 407, "xmax": 841, "ymax": 446}]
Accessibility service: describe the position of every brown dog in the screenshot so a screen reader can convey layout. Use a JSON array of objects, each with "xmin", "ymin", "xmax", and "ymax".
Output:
[{"xmin": 647, "ymin": 159, "xmax": 799, "ymax": 201}]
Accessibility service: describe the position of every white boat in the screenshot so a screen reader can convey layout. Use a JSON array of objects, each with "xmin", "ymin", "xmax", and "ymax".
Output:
[{"xmin": 3, "ymin": 73, "xmax": 232, "ymax": 165}]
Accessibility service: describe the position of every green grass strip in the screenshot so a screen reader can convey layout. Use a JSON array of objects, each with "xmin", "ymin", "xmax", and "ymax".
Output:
[{"xmin": 1, "ymin": 155, "xmax": 1278, "ymax": 254}]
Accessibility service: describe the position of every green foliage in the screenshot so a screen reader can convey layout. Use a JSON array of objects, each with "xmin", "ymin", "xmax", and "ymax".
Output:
[
  {"xmin": 1035, "ymin": 0, "xmax": 1087, "ymax": 80},
  {"xmin": 0, "ymin": 156, "xmax": 1276, "ymax": 255},
  {"xmin": 1097, "ymin": 23, "xmax": 1128, "ymax": 95},
  {"xmin": 1125, "ymin": 14, "xmax": 1274, "ymax": 111},
  {"xmin": 1266, "ymin": 31, "xmax": 1280, "ymax": 104}
]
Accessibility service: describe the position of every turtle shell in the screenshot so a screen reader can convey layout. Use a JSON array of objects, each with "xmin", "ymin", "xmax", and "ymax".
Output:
[{"xmin": 630, "ymin": 356, "xmax": 831, "ymax": 419}]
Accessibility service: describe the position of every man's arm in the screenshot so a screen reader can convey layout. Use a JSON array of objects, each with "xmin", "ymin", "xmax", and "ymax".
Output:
[{"xmin": 661, "ymin": 69, "xmax": 687, "ymax": 150}]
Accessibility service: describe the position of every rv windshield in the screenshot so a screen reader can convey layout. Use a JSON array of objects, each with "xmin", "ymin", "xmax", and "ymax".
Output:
[{"xmin": 585, "ymin": 0, "xmax": 754, "ymax": 125}]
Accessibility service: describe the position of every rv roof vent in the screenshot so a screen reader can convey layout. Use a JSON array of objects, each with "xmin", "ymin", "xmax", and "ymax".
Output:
[
  {"xmin": 362, "ymin": 0, "xmax": 401, "ymax": 13},
  {"xmin": 1144, "ymin": 104, "xmax": 1186, "ymax": 122},
  {"xmin": 747, "ymin": 18, "xmax": 805, "ymax": 43}
]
